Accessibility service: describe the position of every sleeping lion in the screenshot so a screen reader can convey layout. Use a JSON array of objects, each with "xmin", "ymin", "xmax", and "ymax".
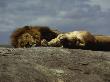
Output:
[
  {"xmin": 47, "ymin": 31, "xmax": 96, "ymax": 49},
  {"xmin": 11, "ymin": 25, "xmax": 60, "ymax": 48},
  {"xmin": 46, "ymin": 31, "xmax": 110, "ymax": 50}
]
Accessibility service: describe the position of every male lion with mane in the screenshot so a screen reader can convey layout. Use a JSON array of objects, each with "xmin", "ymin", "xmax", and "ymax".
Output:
[{"xmin": 11, "ymin": 26, "xmax": 60, "ymax": 48}]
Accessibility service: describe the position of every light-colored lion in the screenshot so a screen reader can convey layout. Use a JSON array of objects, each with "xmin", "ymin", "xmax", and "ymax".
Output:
[
  {"xmin": 11, "ymin": 26, "xmax": 60, "ymax": 48},
  {"xmin": 47, "ymin": 31, "xmax": 110, "ymax": 50},
  {"xmin": 47, "ymin": 31, "xmax": 96, "ymax": 48}
]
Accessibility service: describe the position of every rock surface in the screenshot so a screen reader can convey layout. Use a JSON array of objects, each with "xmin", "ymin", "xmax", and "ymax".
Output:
[{"xmin": 0, "ymin": 47, "xmax": 110, "ymax": 82}]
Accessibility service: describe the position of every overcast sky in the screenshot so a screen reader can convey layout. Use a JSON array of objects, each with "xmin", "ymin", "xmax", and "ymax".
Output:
[{"xmin": 0, "ymin": 0, "xmax": 110, "ymax": 44}]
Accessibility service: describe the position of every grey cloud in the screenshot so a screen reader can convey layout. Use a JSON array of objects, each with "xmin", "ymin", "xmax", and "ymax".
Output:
[
  {"xmin": 90, "ymin": 0, "xmax": 110, "ymax": 10},
  {"xmin": 0, "ymin": 0, "xmax": 109, "ymax": 31}
]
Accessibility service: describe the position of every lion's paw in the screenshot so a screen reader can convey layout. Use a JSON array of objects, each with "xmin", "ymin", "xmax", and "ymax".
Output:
[{"xmin": 41, "ymin": 39, "xmax": 48, "ymax": 47}]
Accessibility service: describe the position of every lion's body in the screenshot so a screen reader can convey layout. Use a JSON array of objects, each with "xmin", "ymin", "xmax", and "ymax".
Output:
[
  {"xmin": 64, "ymin": 31, "xmax": 96, "ymax": 47},
  {"xmin": 11, "ymin": 26, "xmax": 60, "ymax": 48},
  {"xmin": 48, "ymin": 31, "xmax": 96, "ymax": 48},
  {"xmin": 48, "ymin": 31, "xmax": 110, "ymax": 50}
]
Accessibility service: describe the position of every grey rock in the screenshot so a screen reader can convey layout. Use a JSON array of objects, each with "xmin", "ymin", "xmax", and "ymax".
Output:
[{"xmin": 0, "ymin": 47, "xmax": 110, "ymax": 82}]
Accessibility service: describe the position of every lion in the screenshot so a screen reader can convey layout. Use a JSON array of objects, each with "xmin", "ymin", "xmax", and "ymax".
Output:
[
  {"xmin": 47, "ymin": 31, "xmax": 97, "ymax": 49},
  {"xmin": 11, "ymin": 25, "xmax": 60, "ymax": 48},
  {"xmin": 36, "ymin": 30, "xmax": 110, "ymax": 50},
  {"xmin": 47, "ymin": 31, "xmax": 110, "ymax": 50}
]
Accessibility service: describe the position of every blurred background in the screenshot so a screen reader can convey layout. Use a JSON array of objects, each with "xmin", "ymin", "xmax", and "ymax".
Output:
[{"xmin": 0, "ymin": 0, "xmax": 110, "ymax": 45}]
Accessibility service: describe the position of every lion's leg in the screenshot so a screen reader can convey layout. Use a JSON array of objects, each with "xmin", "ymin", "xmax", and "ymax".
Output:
[
  {"xmin": 78, "ymin": 39, "xmax": 86, "ymax": 47},
  {"xmin": 48, "ymin": 34, "xmax": 66, "ymax": 47},
  {"xmin": 79, "ymin": 42, "xmax": 85, "ymax": 47},
  {"xmin": 48, "ymin": 38, "xmax": 61, "ymax": 47},
  {"xmin": 41, "ymin": 39, "xmax": 48, "ymax": 47}
]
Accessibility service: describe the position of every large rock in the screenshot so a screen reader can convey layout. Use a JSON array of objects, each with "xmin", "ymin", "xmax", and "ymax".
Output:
[{"xmin": 0, "ymin": 47, "xmax": 110, "ymax": 82}]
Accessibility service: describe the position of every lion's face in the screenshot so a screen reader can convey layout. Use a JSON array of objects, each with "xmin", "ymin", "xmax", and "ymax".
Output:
[
  {"xmin": 17, "ymin": 32, "xmax": 41, "ymax": 48},
  {"xmin": 11, "ymin": 25, "xmax": 59, "ymax": 48}
]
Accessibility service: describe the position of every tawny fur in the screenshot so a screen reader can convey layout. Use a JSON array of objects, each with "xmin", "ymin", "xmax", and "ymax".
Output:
[
  {"xmin": 48, "ymin": 31, "xmax": 96, "ymax": 48},
  {"xmin": 94, "ymin": 35, "xmax": 110, "ymax": 50},
  {"xmin": 11, "ymin": 26, "xmax": 59, "ymax": 48},
  {"xmin": 48, "ymin": 31, "xmax": 110, "ymax": 50},
  {"xmin": 95, "ymin": 35, "xmax": 110, "ymax": 43},
  {"xmin": 17, "ymin": 33, "xmax": 40, "ymax": 48}
]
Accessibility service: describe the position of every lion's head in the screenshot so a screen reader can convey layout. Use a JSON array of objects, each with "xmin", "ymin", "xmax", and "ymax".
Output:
[
  {"xmin": 11, "ymin": 26, "xmax": 41, "ymax": 48},
  {"xmin": 17, "ymin": 33, "xmax": 41, "ymax": 48},
  {"xmin": 11, "ymin": 25, "xmax": 60, "ymax": 48}
]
